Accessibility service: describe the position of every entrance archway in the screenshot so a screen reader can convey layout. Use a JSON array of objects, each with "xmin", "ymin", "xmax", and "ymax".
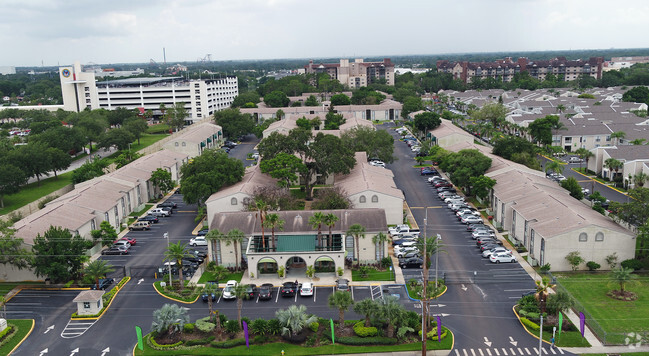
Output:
[
  {"xmin": 314, "ymin": 256, "xmax": 336, "ymax": 274},
  {"xmin": 257, "ymin": 257, "xmax": 278, "ymax": 275},
  {"xmin": 286, "ymin": 256, "xmax": 306, "ymax": 277}
]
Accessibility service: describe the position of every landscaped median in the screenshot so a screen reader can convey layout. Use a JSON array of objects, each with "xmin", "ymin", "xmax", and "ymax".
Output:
[
  {"xmin": 153, "ymin": 280, "xmax": 200, "ymax": 303},
  {"xmin": 0, "ymin": 319, "xmax": 34, "ymax": 356},
  {"xmin": 512, "ymin": 305, "xmax": 590, "ymax": 347},
  {"xmin": 71, "ymin": 277, "xmax": 130, "ymax": 320},
  {"xmin": 405, "ymin": 279, "xmax": 447, "ymax": 300}
]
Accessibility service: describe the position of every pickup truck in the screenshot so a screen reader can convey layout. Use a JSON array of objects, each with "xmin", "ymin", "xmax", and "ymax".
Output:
[{"xmin": 388, "ymin": 225, "xmax": 420, "ymax": 237}]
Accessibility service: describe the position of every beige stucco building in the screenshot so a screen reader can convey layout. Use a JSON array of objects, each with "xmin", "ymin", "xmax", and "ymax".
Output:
[{"xmin": 162, "ymin": 122, "xmax": 223, "ymax": 158}]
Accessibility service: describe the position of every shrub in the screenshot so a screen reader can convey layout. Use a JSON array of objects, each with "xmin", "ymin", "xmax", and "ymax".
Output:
[
  {"xmin": 520, "ymin": 317, "xmax": 540, "ymax": 331},
  {"xmin": 64, "ymin": 280, "xmax": 75, "ymax": 288},
  {"xmin": 517, "ymin": 295, "xmax": 539, "ymax": 314},
  {"xmin": 305, "ymin": 334, "xmax": 316, "ymax": 347},
  {"xmin": 309, "ymin": 321, "xmax": 319, "ymax": 333},
  {"xmin": 539, "ymin": 263, "xmax": 551, "ymax": 273},
  {"xmin": 621, "ymin": 259, "xmax": 644, "ymax": 271},
  {"xmin": 210, "ymin": 338, "xmax": 246, "ymax": 348},
  {"xmin": 0, "ymin": 325, "xmax": 13, "ymax": 340},
  {"xmin": 250, "ymin": 318, "xmax": 269, "ymax": 336},
  {"xmin": 380, "ymin": 257, "xmax": 392, "ymax": 269},
  {"xmin": 335, "ymin": 336, "xmax": 398, "ymax": 345},
  {"xmin": 353, "ymin": 321, "xmax": 378, "ymax": 337},
  {"xmin": 183, "ymin": 323, "xmax": 194, "ymax": 333},
  {"xmin": 267, "ymin": 318, "xmax": 281, "ymax": 335},
  {"xmin": 586, "ymin": 261, "xmax": 601, "ymax": 271},
  {"xmin": 219, "ymin": 313, "xmax": 228, "ymax": 326},
  {"xmin": 403, "ymin": 310, "xmax": 421, "ymax": 329},
  {"xmin": 253, "ymin": 335, "xmax": 268, "ymax": 344},
  {"xmin": 195, "ymin": 317, "xmax": 215, "ymax": 333},
  {"xmin": 149, "ymin": 335, "xmax": 183, "ymax": 349},
  {"xmin": 418, "ymin": 326, "xmax": 449, "ymax": 341},
  {"xmin": 224, "ymin": 319, "xmax": 241, "ymax": 334},
  {"xmin": 185, "ymin": 335, "xmax": 215, "ymax": 346}
]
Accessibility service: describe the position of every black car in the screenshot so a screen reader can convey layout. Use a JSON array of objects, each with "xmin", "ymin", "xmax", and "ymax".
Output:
[
  {"xmin": 281, "ymin": 282, "xmax": 297, "ymax": 297},
  {"xmin": 181, "ymin": 259, "xmax": 199, "ymax": 270},
  {"xmin": 102, "ymin": 247, "xmax": 128, "ymax": 255},
  {"xmin": 245, "ymin": 284, "xmax": 257, "ymax": 298},
  {"xmin": 189, "ymin": 249, "xmax": 207, "ymax": 259},
  {"xmin": 138, "ymin": 215, "xmax": 159, "ymax": 223},
  {"xmin": 399, "ymin": 257, "xmax": 423, "ymax": 269},
  {"xmin": 158, "ymin": 201, "xmax": 177, "ymax": 209},
  {"xmin": 184, "ymin": 255, "xmax": 204, "ymax": 264},
  {"xmin": 201, "ymin": 282, "xmax": 218, "ymax": 302},
  {"xmin": 258, "ymin": 283, "xmax": 274, "ymax": 300},
  {"xmin": 90, "ymin": 278, "xmax": 114, "ymax": 290},
  {"xmin": 197, "ymin": 229, "xmax": 209, "ymax": 236}
]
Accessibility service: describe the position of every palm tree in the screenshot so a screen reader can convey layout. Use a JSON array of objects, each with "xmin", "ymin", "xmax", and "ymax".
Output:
[
  {"xmin": 414, "ymin": 235, "xmax": 444, "ymax": 270},
  {"xmin": 263, "ymin": 213, "xmax": 284, "ymax": 251},
  {"xmin": 309, "ymin": 212, "xmax": 325, "ymax": 249},
  {"xmin": 535, "ymin": 276, "xmax": 553, "ymax": 314},
  {"xmin": 610, "ymin": 131, "xmax": 626, "ymax": 146},
  {"xmin": 555, "ymin": 104, "xmax": 566, "ymax": 114},
  {"xmin": 372, "ymin": 232, "xmax": 389, "ymax": 260},
  {"xmin": 275, "ymin": 305, "xmax": 318, "ymax": 338},
  {"xmin": 346, "ymin": 224, "xmax": 366, "ymax": 267},
  {"xmin": 233, "ymin": 283, "xmax": 252, "ymax": 326},
  {"xmin": 255, "ymin": 199, "xmax": 268, "ymax": 251},
  {"xmin": 83, "ymin": 260, "xmax": 115, "ymax": 290},
  {"xmin": 151, "ymin": 304, "xmax": 189, "ymax": 338},
  {"xmin": 205, "ymin": 229, "xmax": 225, "ymax": 264},
  {"xmin": 353, "ymin": 298, "xmax": 377, "ymax": 327},
  {"xmin": 575, "ymin": 148, "xmax": 594, "ymax": 172},
  {"xmin": 376, "ymin": 296, "xmax": 404, "ymax": 338},
  {"xmin": 604, "ymin": 158, "xmax": 623, "ymax": 181},
  {"xmin": 227, "ymin": 229, "xmax": 245, "ymax": 270},
  {"xmin": 630, "ymin": 138, "xmax": 646, "ymax": 145},
  {"xmin": 164, "ymin": 241, "xmax": 189, "ymax": 287},
  {"xmin": 609, "ymin": 267, "xmax": 638, "ymax": 294},
  {"xmin": 202, "ymin": 283, "xmax": 222, "ymax": 329},
  {"xmin": 323, "ymin": 213, "xmax": 339, "ymax": 251},
  {"xmin": 545, "ymin": 160, "xmax": 564, "ymax": 175},
  {"xmin": 634, "ymin": 172, "xmax": 649, "ymax": 188},
  {"xmin": 551, "ymin": 120, "xmax": 568, "ymax": 144},
  {"xmin": 328, "ymin": 291, "xmax": 354, "ymax": 331}
]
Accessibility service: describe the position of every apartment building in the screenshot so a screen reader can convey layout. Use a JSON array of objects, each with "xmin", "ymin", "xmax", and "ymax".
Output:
[
  {"xmin": 59, "ymin": 62, "xmax": 238, "ymax": 123},
  {"xmin": 437, "ymin": 57, "xmax": 604, "ymax": 84},
  {"xmin": 304, "ymin": 58, "xmax": 395, "ymax": 88}
]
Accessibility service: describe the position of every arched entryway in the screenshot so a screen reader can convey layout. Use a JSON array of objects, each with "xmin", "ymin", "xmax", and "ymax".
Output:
[
  {"xmin": 286, "ymin": 256, "xmax": 306, "ymax": 277},
  {"xmin": 314, "ymin": 256, "xmax": 336, "ymax": 274},
  {"xmin": 257, "ymin": 257, "xmax": 278, "ymax": 275}
]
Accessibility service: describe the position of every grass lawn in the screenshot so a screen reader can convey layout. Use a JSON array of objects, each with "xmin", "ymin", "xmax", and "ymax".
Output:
[
  {"xmin": 135, "ymin": 333, "xmax": 453, "ymax": 355},
  {"xmin": 130, "ymin": 204, "xmax": 154, "ymax": 217},
  {"xmin": 0, "ymin": 171, "xmax": 73, "ymax": 215},
  {"xmin": 351, "ymin": 267, "xmax": 394, "ymax": 282},
  {"xmin": 197, "ymin": 271, "xmax": 244, "ymax": 284},
  {"xmin": 147, "ymin": 124, "xmax": 171, "ymax": 134},
  {"xmin": 0, "ymin": 283, "xmax": 21, "ymax": 298},
  {"xmin": 131, "ymin": 133, "xmax": 170, "ymax": 151},
  {"xmin": 556, "ymin": 273, "xmax": 649, "ymax": 343},
  {"xmin": 413, "ymin": 164, "xmax": 432, "ymax": 168},
  {"xmin": 0, "ymin": 319, "xmax": 34, "ymax": 355}
]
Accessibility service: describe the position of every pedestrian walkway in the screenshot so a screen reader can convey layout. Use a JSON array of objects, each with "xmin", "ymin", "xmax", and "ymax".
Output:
[
  {"xmin": 61, "ymin": 319, "xmax": 97, "ymax": 338},
  {"xmin": 454, "ymin": 346, "xmax": 565, "ymax": 356}
]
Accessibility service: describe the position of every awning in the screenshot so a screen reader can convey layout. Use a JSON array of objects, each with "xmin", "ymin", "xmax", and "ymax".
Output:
[
  {"xmin": 315, "ymin": 256, "xmax": 334, "ymax": 262},
  {"xmin": 207, "ymin": 137, "xmax": 212, "ymax": 143},
  {"xmin": 200, "ymin": 142, "xmax": 206, "ymax": 147},
  {"xmin": 258, "ymin": 257, "xmax": 277, "ymax": 264}
]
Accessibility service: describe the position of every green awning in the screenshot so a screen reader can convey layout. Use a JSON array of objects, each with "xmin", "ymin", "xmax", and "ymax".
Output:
[
  {"xmin": 207, "ymin": 137, "xmax": 212, "ymax": 143},
  {"xmin": 200, "ymin": 142, "xmax": 206, "ymax": 147},
  {"xmin": 315, "ymin": 256, "xmax": 333, "ymax": 262},
  {"xmin": 259, "ymin": 257, "xmax": 277, "ymax": 264}
]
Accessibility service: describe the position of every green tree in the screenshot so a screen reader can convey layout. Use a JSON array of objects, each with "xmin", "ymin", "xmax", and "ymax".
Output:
[
  {"xmin": 401, "ymin": 96, "xmax": 424, "ymax": 119},
  {"xmin": 372, "ymin": 232, "xmax": 389, "ymax": 260},
  {"xmin": 83, "ymin": 260, "xmax": 115, "ymax": 290},
  {"xmin": 305, "ymin": 95, "xmax": 319, "ymax": 107},
  {"xmin": 528, "ymin": 115, "xmax": 559, "ymax": 146},
  {"xmin": 472, "ymin": 102, "xmax": 509, "ymax": 128},
  {"xmin": 609, "ymin": 267, "xmax": 638, "ymax": 294},
  {"xmin": 254, "ymin": 199, "xmax": 268, "ymax": 251},
  {"xmin": 438, "ymin": 149, "xmax": 492, "ymax": 193},
  {"xmin": 150, "ymin": 168, "xmax": 174, "ymax": 195},
  {"xmin": 97, "ymin": 128, "xmax": 135, "ymax": 151},
  {"xmin": 414, "ymin": 235, "xmax": 443, "ymax": 270},
  {"xmin": 323, "ymin": 213, "xmax": 339, "ymax": 251},
  {"xmin": 71, "ymin": 157, "xmax": 108, "ymax": 184},
  {"xmin": 263, "ymin": 213, "xmax": 284, "ymax": 251},
  {"xmin": 164, "ymin": 241, "xmax": 190, "ymax": 287},
  {"xmin": 469, "ymin": 175, "xmax": 497, "ymax": 201},
  {"xmin": 604, "ymin": 158, "xmax": 623, "ymax": 180},
  {"xmin": 340, "ymin": 126, "xmax": 395, "ymax": 163},
  {"xmin": 544, "ymin": 161, "xmax": 564, "ymax": 175},
  {"xmin": 75, "ymin": 112, "xmax": 108, "ymax": 151},
  {"xmin": 609, "ymin": 187, "xmax": 649, "ymax": 226},
  {"xmin": 633, "ymin": 172, "xmax": 648, "ymax": 188},
  {"xmin": 610, "ymin": 131, "xmax": 626, "ymax": 146},
  {"xmin": 166, "ymin": 102, "xmax": 188, "ymax": 131},
  {"xmin": 231, "ymin": 92, "xmax": 261, "ymax": 108},
  {"xmin": 309, "ymin": 133, "xmax": 356, "ymax": 198},
  {"xmin": 47, "ymin": 148, "xmax": 72, "ymax": 178},
  {"xmin": 565, "ymin": 251, "xmax": 584, "ymax": 271},
  {"xmin": 560, "ymin": 177, "xmax": 584, "ymax": 200},
  {"xmin": 233, "ymin": 283, "xmax": 252, "ymax": 325},
  {"xmin": 0, "ymin": 220, "xmax": 32, "ymax": 270},
  {"xmin": 0, "ymin": 163, "xmax": 26, "ymax": 208},
  {"xmin": 201, "ymin": 282, "xmax": 221, "ymax": 323},
  {"xmin": 123, "ymin": 117, "xmax": 149, "ymax": 145},
  {"xmin": 275, "ymin": 305, "xmax": 318, "ymax": 338},
  {"xmin": 151, "ymin": 304, "xmax": 189, "ymax": 338},
  {"xmin": 90, "ymin": 220, "xmax": 118, "ymax": 247},
  {"xmin": 535, "ymin": 276, "xmax": 553, "ymax": 314},
  {"xmin": 574, "ymin": 147, "xmax": 592, "ymax": 171},
  {"xmin": 622, "ymin": 86, "xmax": 649, "ymax": 105},
  {"xmin": 9, "ymin": 142, "xmax": 53, "ymax": 185},
  {"xmin": 259, "ymin": 152, "xmax": 305, "ymax": 188},
  {"xmin": 413, "ymin": 111, "xmax": 441, "ymax": 134},
  {"xmin": 309, "ymin": 212, "xmax": 325, "ymax": 249},
  {"xmin": 328, "ymin": 290, "xmax": 354, "ymax": 331},
  {"xmin": 264, "ymin": 90, "xmax": 290, "ymax": 107},
  {"xmin": 214, "ymin": 108, "xmax": 256, "ymax": 139},
  {"xmin": 324, "ymin": 111, "xmax": 346, "ymax": 130},
  {"xmin": 353, "ymin": 298, "xmax": 377, "ymax": 327},
  {"xmin": 376, "ymin": 296, "xmax": 404, "ymax": 338},
  {"xmin": 227, "ymin": 228, "xmax": 245, "ymax": 270},
  {"xmin": 31, "ymin": 226, "xmax": 91, "ymax": 283},
  {"xmin": 346, "ymin": 224, "xmax": 365, "ymax": 267},
  {"xmin": 106, "ymin": 107, "xmax": 135, "ymax": 127},
  {"xmin": 179, "ymin": 149, "xmax": 245, "ymax": 205},
  {"xmin": 546, "ymin": 291, "xmax": 574, "ymax": 316},
  {"xmin": 330, "ymin": 93, "xmax": 351, "ymax": 106}
]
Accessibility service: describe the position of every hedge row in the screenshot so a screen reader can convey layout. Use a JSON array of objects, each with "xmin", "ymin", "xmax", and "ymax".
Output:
[
  {"xmin": 185, "ymin": 335, "xmax": 215, "ymax": 346},
  {"xmin": 353, "ymin": 321, "xmax": 378, "ymax": 337},
  {"xmin": 520, "ymin": 317, "xmax": 540, "ymax": 331},
  {"xmin": 210, "ymin": 338, "xmax": 246, "ymax": 348}
]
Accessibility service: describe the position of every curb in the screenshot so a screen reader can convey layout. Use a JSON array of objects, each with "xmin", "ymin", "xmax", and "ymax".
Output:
[
  {"xmin": 512, "ymin": 305, "xmax": 551, "ymax": 346},
  {"xmin": 7, "ymin": 319, "xmax": 35, "ymax": 356},
  {"xmin": 405, "ymin": 284, "xmax": 448, "ymax": 302},
  {"xmin": 152, "ymin": 282, "xmax": 199, "ymax": 304},
  {"xmin": 70, "ymin": 277, "xmax": 131, "ymax": 321}
]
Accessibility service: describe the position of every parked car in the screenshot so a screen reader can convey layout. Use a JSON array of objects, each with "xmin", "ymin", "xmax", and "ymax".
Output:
[
  {"xmin": 398, "ymin": 257, "xmax": 423, "ymax": 269},
  {"xmin": 138, "ymin": 215, "xmax": 159, "ymax": 224},
  {"xmin": 428, "ymin": 177, "xmax": 447, "ymax": 183},
  {"xmin": 222, "ymin": 280, "xmax": 238, "ymax": 299},
  {"xmin": 482, "ymin": 247, "xmax": 511, "ymax": 258},
  {"xmin": 197, "ymin": 229, "xmax": 209, "ymax": 236},
  {"xmin": 336, "ymin": 278, "xmax": 350, "ymax": 292},
  {"xmin": 258, "ymin": 283, "xmax": 274, "ymax": 300},
  {"xmin": 245, "ymin": 284, "xmax": 257, "ymax": 298},
  {"xmin": 480, "ymin": 243, "xmax": 505, "ymax": 252},
  {"xmin": 90, "ymin": 278, "xmax": 114, "ymax": 290},
  {"xmin": 149, "ymin": 208, "xmax": 170, "ymax": 217},
  {"xmin": 437, "ymin": 187, "xmax": 457, "ymax": 194},
  {"xmin": 189, "ymin": 249, "xmax": 207, "ymax": 259},
  {"xmin": 281, "ymin": 281, "xmax": 298, "ymax": 297},
  {"xmin": 451, "ymin": 203, "xmax": 470, "ymax": 212},
  {"xmin": 158, "ymin": 201, "xmax": 178, "ymax": 209},
  {"xmin": 121, "ymin": 237, "xmax": 137, "ymax": 245},
  {"xmin": 102, "ymin": 246, "xmax": 128, "ymax": 255},
  {"xmin": 434, "ymin": 182, "xmax": 453, "ymax": 188},
  {"xmin": 201, "ymin": 282, "xmax": 217, "ymax": 302},
  {"xmin": 394, "ymin": 246, "xmax": 419, "ymax": 258},
  {"xmin": 392, "ymin": 237, "xmax": 417, "ymax": 246},
  {"xmin": 420, "ymin": 167, "xmax": 437, "ymax": 176},
  {"xmin": 112, "ymin": 240, "xmax": 131, "ymax": 250},
  {"xmin": 472, "ymin": 230, "xmax": 496, "ymax": 239},
  {"xmin": 462, "ymin": 216, "xmax": 483, "ymax": 224},
  {"xmin": 490, "ymin": 252, "xmax": 516, "ymax": 263},
  {"xmin": 456, "ymin": 209, "xmax": 479, "ymax": 218},
  {"xmin": 369, "ymin": 160, "xmax": 386, "ymax": 168},
  {"xmin": 476, "ymin": 237, "xmax": 502, "ymax": 247},
  {"xmin": 189, "ymin": 236, "xmax": 208, "ymax": 247},
  {"xmin": 159, "ymin": 206, "xmax": 173, "ymax": 215},
  {"xmin": 466, "ymin": 223, "xmax": 486, "ymax": 231},
  {"xmin": 300, "ymin": 282, "xmax": 314, "ymax": 296},
  {"xmin": 388, "ymin": 224, "xmax": 409, "ymax": 235},
  {"xmin": 129, "ymin": 221, "xmax": 150, "ymax": 231}
]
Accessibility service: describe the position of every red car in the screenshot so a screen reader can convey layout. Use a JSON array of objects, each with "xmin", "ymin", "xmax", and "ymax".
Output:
[
  {"xmin": 434, "ymin": 182, "xmax": 453, "ymax": 188},
  {"xmin": 121, "ymin": 237, "xmax": 136, "ymax": 245}
]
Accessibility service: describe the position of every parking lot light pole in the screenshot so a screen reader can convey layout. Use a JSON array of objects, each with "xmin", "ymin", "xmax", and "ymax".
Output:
[
  {"xmin": 164, "ymin": 232, "xmax": 171, "ymax": 286},
  {"xmin": 421, "ymin": 213, "xmax": 428, "ymax": 355}
]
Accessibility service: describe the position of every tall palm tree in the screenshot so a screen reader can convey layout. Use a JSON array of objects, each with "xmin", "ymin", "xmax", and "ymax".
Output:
[
  {"xmin": 164, "ymin": 241, "xmax": 189, "ymax": 287},
  {"xmin": 610, "ymin": 131, "xmax": 626, "ymax": 146},
  {"xmin": 414, "ymin": 235, "xmax": 444, "ymax": 270},
  {"xmin": 604, "ymin": 158, "xmax": 623, "ymax": 181},
  {"xmin": 227, "ymin": 229, "xmax": 245, "ymax": 270},
  {"xmin": 545, "ymin": 160, "xmax": 564, "ymax": 175},
  {"xmin": 151, "ymin": 304, "xmax": 189, "ymax": 338},
  {"xmin": 555, "ymin": 104, "xmax": 566, "ymax": 114},
  {"xmin": 609, "ymin": 267, "xmax": 637, "ymax": 294},
  {"xmin": 205, "ymin": 229, "xmax": 224, "ymax": 264},
  {"xmin": 633, "ymin": 172, "xmax": 649, "ymax": 188},
  {"xmin": 328, "ymin": 291, "xmax": 354, "ymax": 331},
  {"xmin": 309, "ymin": 212, "xmax": 325, "ymax": 249},
  {"xmin": 371, "ymin": 232, "xmax": 389, "ymax": 260},
  {"xmin": 83, "ymin": 260, "xmax": 115, "ymax": 290},
  {"xmin": 574, "ymin": 148, "xmax": 590, "ymax": 171},
  {"xmin": 535, "ymin": 276, "xmax": 553, "ymax": 314},
  {"xmin": 323, "ymin": 213, "xmax": 339, "ymax": 251},
  {"xmin": 233, "ymin": 283, "xmax": 252, "ymax": 326},
  {"xmin": 376, "ymin": 296, "xmax": 404, "ymax": 338},
  {"xmin": 630, "ymin": 138, "xmax": 646, "ymax": 145},
  {"xmin": 353, "ymin": 298, "xmax": 377, "ymax": 327},
  {"xmin": 255, "ymin": 199, "xmax": 268, "ymax": 251},
  {"xmin": 201, "ymin": 283, "xmax": 222, "ymax": 330},
  {"xmin": 346, "ymin": 224, "xmax": 366, "ymax": 267},
  {"xmin": 275, "ymin": 305, "xmax": 318, "ymax": 338},
  {"xmin": 263, "ymin": 213, "xmax": 284, "ymax": 251}
]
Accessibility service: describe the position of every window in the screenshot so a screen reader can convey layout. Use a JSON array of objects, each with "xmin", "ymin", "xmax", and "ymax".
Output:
[
  {"xmin": 605, "ymin": 136, "xmax": 611, "ymax": 141},
  {"xmin": 85, "ymin": 93, "xmax": 90, "ymax": 97},
  {"xmin": 182, "ymin": 142, "xmax": 186, "ymax": 146},
  {"xmin": 371, "ymin": 195, "xmax": 378, "ymax": 203},
  {"xmin": 359, "ymin": 195, "xmax": 366, "ymax": 203},
  {"xmin": 90, "ymin": 219, "xmax": 96, "ymax": 230},
  {"xmin": 595, "ymin": 136, "xmax": 601, "ymax": 142},
  {"xmin": 136, "ymin": 186, "xmax": 142, "ymax": 205},
  {"xmin": 540, "ymin": 238, "xmax": 545, "ymax": 266},
  {"xmin": 579, "ymin": 232, "xmax": 588, "ymax": 242},
  {"xmin": 84, "ymin": 87, "xmax": 90, "ymax": 92},
  {"xmin": 511, "ymin": 213, "xmax": 516, "ymax": 238},
  {"xmin": 529, "ymin": 229, "xmax": 535, "ymax": 257},
  {"xmin": 595, "ymin": 232, "xmax": 604, "ymax": 241},
  {"xmin": 86, "ymin": 99, "xmax": 91, "ymax": 103},
  {"xmin": 231, "ymin": 197, "xmax": 237, "ymax": 205},
  {"xmin": 114, "ymin": 206, "xmax": 119, "ymax": 221},
  {"xmin": 83, "ymin": 302, "xmax": 90, "ymax": 309},
  {"xmin": 104, "ymin": 212, "xmax": 109, "ymax": 223}
]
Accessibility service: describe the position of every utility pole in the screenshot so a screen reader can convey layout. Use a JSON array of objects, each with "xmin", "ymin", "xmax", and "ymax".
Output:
[
  {"xmin": 421, "ymin": 211, "xmax": 428, "ymax": 356},
  {"xmin": 164, "ymin": 232, "xmax": 172, "ymax": 286},
  {"xmin": 538, "ymin": 314, "xmax": 544, "ymax": 355}
]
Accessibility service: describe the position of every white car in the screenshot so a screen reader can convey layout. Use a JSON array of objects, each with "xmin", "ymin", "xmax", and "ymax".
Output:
[
  {"xmin": 445, "ymin": 196, "xmax": 465, "ymax": 204},
  {"xmin": 394, "ymin": 246, "xmax": 419, "ymax": 258},
  {"xmin": 388, "ymin": 224, "xmax": 408, "ymax": 235},
  {"xmin": 482, "ymin": 247, "xmax": 510, "ymax": 258},
  {"xmin": 462, "ymin": 216, "xmax": 483, "ymax": 224},
  {"xmin": 150, "ymin": 208, "xmax": 170, "ymax": 217},
  {"xmin": 189, "ymin": 236, "xmax": 208, "ymax": 247},
  {"xmin": 472, "ymin": 230, "xmax": 496, "ymax": 239},
  {"xmin": 369, "ymin": 160, "xmax": 386, "ymax": 168},
  {"xmin": 222, "ymin": 280, "xmax": 238, "ymax": 299},
  {"xmin": 395, "ymin": 241, "xmax": 417, "ymax": 249},
  {"xmin": 490, "ymin": 252, "xmax": 516, "ymax": 264},
  {"xmin": 300, "ymin": 282, "xmax": 314, "ymax": 296},
  {"xmin": 112, "ymin": 240, "xmax": 131, "ymax": 250},
  {"xmin": 456, "ymin": 209, "xmax": 479, "ymax": 218}
]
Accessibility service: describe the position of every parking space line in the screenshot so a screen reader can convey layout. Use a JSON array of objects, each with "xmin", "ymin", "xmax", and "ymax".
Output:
[
  {"xmin": 275, "ymin": 287, "xmax": 280, "ymax": 303},
  {"xmin": 314, "ymin": 286, "xmax": 317, "ymax": 303},
  {"xmin": 351, "ymin": 286, "xmax": 354, "ymax": 300}
]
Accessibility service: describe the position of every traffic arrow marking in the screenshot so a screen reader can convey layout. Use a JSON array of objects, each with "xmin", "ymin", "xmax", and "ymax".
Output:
[
  {"xmin": 138, "ymin": 278, "xmax": 144, "ymax": 285},
  {"xmin": 70, "ymin": 347, "xmax": 79, "ymax": 356},
  {"xmin": 44, "ymin": 325, "xmax": 54, "ymax": 334},
  {"xmin": 101, "ymin": 347, "xmax": 110, "ymax": 356},
  {"xmin": 437, "ymin": 304, "xmax": 446, "ymax": 307},
  {"xmin": 509, "ymin": 336, "xmax": 518, "ymax": 346},
  {"xmin": 484, "ymin": 337, "xmax": 492, "ymax": 347},
  {"xmin": 461, "ymin": 284, "xmax": 468, "ymax": 291},
  {"xmin": 40, "ymin": 349, "xmax": 48, "ymax": 356}
]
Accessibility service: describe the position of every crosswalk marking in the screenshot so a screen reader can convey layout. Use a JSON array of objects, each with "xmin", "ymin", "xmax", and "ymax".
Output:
[
  {"xmin": 453, "ymin": 348, "xmax": 564, "ymax": 356},
  {"xmin": 542, "ymin": 348, "xmax": 548, "ymax": 354},
  {"xmin": 525, "ymin": 347, "xmax": 532, "ymax": 355},
  {"xmin": 502, "ymin": 348, "xmax": 508, "ymax": 355},
  {"xmin": 479, "ymin": 349, "xmax": 485, "ymax": 356},
  {"xmin": 471, "ymin": 349, "xmax": 476, "ymax": 356},
  {"xmin": 510, "ymin": 348, "xmax": 516, "ymax": 355},
  {"xmin": 463, "ymin": 349, "xmax": 469, "ymax": 356},
  {"xmin": 486, "ymin": 349, "xmax": 492, "ymax": 356},
  {"xmin": 494, "ymin": 349, "xmax": 500, "ymax": 356}
]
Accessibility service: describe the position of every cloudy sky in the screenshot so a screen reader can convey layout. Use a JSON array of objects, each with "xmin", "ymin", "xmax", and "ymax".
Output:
[{"xmin": 2, "ymin": 0, "xmax": 648, "ymax": 67}]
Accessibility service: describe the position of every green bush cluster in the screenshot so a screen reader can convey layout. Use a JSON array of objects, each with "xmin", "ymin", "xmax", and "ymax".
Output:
[
  {"xmin": 586, "ymin": 261, "xmax": 601, "ymax": 271},
  {"xmin": 195, "ymin": 317, "xmax": 216, "ymax": 333},
  {"xmin": 418, "ymin": 326, "xmax": 448, "ymax": 341},
  {"xmin": 353, "ymin": 321, "xmax": 378, "ymax": 337},
  {"xmin": 184, "ymin": 335, "xmax": 215, "ymax": 346},
  {"xmin": 250, "ymin": 318, "xmax": 269, "ymax": 335},
  {"xmin": 621, "ymin": 259, "xmax": 644, "ymax": 270},
  {"xmin": 0, "ymin": 325, "xmax": 14, "ymax": 341},
  {"xmin": 148, "ymin": 335, "xmax": 183, "ymax": 349},
  {"xmin": 183, "ymin": 323, "xmax": 194, "ymax": 333},
  {"xmin": 335, "ymin": 336, "xmax": 398, "ymax": 345},
  {"xmin": 520, "ymin": 317, "xmax": 540, "ymax": 331},
  {"xmin": 253, "ymin": 335, "xmax": 268, "ymax": 344},
  {"xmin": 224, "ymin": 319, "xmax": 241, "ymax": 334},
  {"xmin": 309, "ymin": 321, "xmax": 319, "ymax": 333},
  {"xmin": 210, "ymin": 338, "xmax": 246, "ymax": 348}
]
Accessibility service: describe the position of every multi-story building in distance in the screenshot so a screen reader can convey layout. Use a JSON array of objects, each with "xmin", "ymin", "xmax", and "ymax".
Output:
[
  {"xmin": 304, "ymin": 58, "xmax": 395, "ymax": 88},
  {"xmin": 59, "ymin": 62, "xmax": 238, "ymax": 124},
  {"xmin": 437, "ymin": 56, "xmax": 604, "ymax": 84}
]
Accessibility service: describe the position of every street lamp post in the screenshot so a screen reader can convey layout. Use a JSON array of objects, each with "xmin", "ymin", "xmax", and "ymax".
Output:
[
  {"xmin": 421, "ymin": 212, "xmax": 428, "ymax": 355},
  {"xmin": 164, "ymin": 232, "xmax": 172, "ymax": 286}
]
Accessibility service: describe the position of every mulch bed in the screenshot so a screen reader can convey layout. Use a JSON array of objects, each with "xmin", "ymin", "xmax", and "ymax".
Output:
[{"xmin": 606, "ymin": 290, "xmax": 638, "ymax": 301}]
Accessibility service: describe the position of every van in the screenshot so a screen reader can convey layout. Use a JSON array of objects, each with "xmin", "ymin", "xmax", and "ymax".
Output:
[
  {"xmin": 129, "ymin": 221, "xmax": 151, "ymax": 231},
  {"xmin": 150, "ymin": 208, "xmax": 170, "ymax": 217}
]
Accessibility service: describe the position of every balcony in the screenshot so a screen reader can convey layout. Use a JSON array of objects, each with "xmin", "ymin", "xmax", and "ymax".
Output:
[{"xmin": 247, "ymin": 233, "xmax": 344, "ymax": 254}]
